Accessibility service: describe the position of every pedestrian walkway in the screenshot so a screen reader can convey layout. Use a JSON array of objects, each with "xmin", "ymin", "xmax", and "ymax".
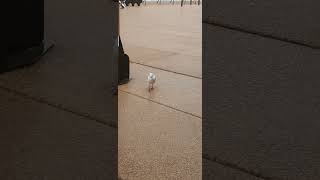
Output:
[{"xmin": 119, "ymin": 4, "xmax": 202, "ymax": 179}]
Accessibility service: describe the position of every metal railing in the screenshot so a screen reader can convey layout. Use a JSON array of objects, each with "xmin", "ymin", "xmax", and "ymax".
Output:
[
  {"xmin": 156, "ymin": 0, "xmax": 201, "ymax": 6},
  {"xmin": 120, "ymin": 0, "xmax": 201, "ymax": 7},
  {"xmin": 180, "ymin": 0, "xmax": 201, "ymax": 6}
]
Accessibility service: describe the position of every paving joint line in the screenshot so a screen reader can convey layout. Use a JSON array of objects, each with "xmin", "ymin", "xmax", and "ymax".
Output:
[
  {"xmin": 203, "ymin": 19, "xmax": 320, "ymax": 50},
  {"xmin": 125, "ymin": 43, "xmax": 202, "ymax": 59},
  {"xmin": 119, "ymin": 89, "xmax": 202, "ymax": 119},
  {"xmin": 130, "ymin": 61, "xmax": 202, "ymax": 79},
  {"xmin": 0, "ymin": 86, "xmax": 117, "ymax": 129},
  {"xmin": 203, "ymin": 154, "xmax": 282, "ymax": 180}
]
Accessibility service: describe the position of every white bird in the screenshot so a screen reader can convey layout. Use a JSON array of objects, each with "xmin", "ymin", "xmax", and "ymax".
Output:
[{"xmin": 147, "ymin": 73, "xmax": 156, "ymax": 91}]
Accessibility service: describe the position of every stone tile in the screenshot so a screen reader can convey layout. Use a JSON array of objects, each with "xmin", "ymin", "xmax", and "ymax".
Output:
[
  {"xmin": 123, "ymin": 45, "xmax": 176, "ymax": 63},
  {"xmin": 0, "ymin": 0, "xmax": 119, "ymax": 125},
  {"xmin": 204, "ymin": 23, "xmax": 320, "ymax": 179},
  {"xmin": 120, "ymin": 4, "xmax": 202, "ymax": 78},
  {"xmin": 254, "ymin": 114, "xmax": 320, "ymax": 180},
  {"xmin": 0, "ymin": 0, "xmax": 119, "ymax": 126},
  {"xmin": 120, "ymin": 5, "xmax": 202, "ymax": 57},
  {"xmin": 118, "ymin": 91, "xmax": 202, "ymax": 180},
  {"xmin": 125, "ymin": 45, "xmax": 202, "ymax": 78},
  {"xmin": 0, "ymin": 89, "xmax": 117, "ymax": 179},
  {"xmin": 0, "ymin": 52, "xmax": 117, "ymax": 125},
  {"xmin": 119, "ymin": 63, "xmax": 202, "ymax": 117},
  {"xmin": 203, "ymin": 0, "xmax": 320, "ymax": 47},
  {"xmin": 203, "ymin": 159, "xmax": 262, "ymax": 180}
]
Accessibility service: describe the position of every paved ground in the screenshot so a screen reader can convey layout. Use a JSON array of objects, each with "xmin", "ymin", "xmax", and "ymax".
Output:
[
  {"xmin": 0, "ymin": 4, "xmax": 202, "ymax": 179},
  {"xmin": 1, "ymin": 0, "xmax": 118, "ymax": 178},
  {"xmin": 120, "ymin": 4, "xmax": 202, "ymax": 78},
  {"xmin": 203, "ymin": 23, "xmax": 320, "ymax": 180},
  {"xmin": 203, "ymin": 1, "xmax": 320, "ymax": 179},
  {"xmin": 119, "ymin": 4, "xmax": 202, "ymax": 180}
]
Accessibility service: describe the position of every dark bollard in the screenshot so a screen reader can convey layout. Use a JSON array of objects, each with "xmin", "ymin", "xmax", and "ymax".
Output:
[
  {"xmin": 2, "ymin": 0, "xmax": 53, "ymax": 74},
  {"xmin": 118, "ymin": 37, "xmax": 130, "ymax": 85}
]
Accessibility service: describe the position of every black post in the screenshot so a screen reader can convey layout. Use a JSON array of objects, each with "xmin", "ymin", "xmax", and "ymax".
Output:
[
  {"xmin": 118, "ymin": 37, "xmax": 130, "ymax": 85},
  {"xmin": 2, "ymin": 0, "xmax": 52, "ymax": 73}
]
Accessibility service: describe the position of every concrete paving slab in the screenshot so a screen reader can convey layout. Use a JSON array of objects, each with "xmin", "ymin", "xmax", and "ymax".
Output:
[
  {"xmin": 203, "ymin": 159, "xmax": 262, "ymax": 180},
  {"xmin": 125, "ymin": 44, "xmax": 202, "ymax": 78},
  {"xmin": 122, "ymin": 45, "xmax": 177, "ymax": 63},
  {"xmin": 203, "ymin": 0, "xmax": 320, "ymax": 48},
  {"xmin": 0, "ymin": 2, "xmax": 119, "ymax": 125},
  {"xmin": 118, "ymin": 91, "xmax": 201, "ymax": 180},
  {"xmin": 254, "ymin": 113, "xmax": 320, "ymax": 180},
  {"xmin": 204, "ymin": 23, "xmax": 320, "ymax": 179},
  {"xmin": 120, "ymin": 5, "xmax": 202, "ymax": 75},
  {"xmin": 0, "ymin": 89, "xmax": 117, "ymax": 179},
  {"xmin": 0, "ymin": 52, "xmax": 117, "ymax": 126},
  {"xmin": 0, "ymin": 0, "xmax": 118, "ymax": 126},
  {"xmin": 119, "ymin": 63, "xmax": 202, "ymax": 117}
]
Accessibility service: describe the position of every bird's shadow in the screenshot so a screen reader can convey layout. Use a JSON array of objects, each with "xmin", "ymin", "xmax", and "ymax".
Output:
[{"xmin": 147, "ymin": 87, "xmax": 157, "ymax": 99}]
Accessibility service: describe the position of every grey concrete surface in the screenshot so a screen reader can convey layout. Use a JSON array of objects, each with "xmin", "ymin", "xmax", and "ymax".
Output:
[
  {"xmin": 119, "ymin": 91, "xmax": 201, "ymax": 180},
  {"xmin": 123, "ymin": 45, "xmax": 202, "ymax": 78},
  {"xmin": 0, "ymin": 49, "xmax": 118, "ymax": 126},
  {"xmin": 203, "ymin": 0, "xmax": 320, "ymax": 48},
  {"xmin": 203, "ymin": 23, "xmax": 320, "ymax": 179},
  {"xmin": 0, "ymin": 0, "xmax": 118, "ymax": 126},
  {"xmin": 203, "ymin": 160, "xmax": 262, "ymax": 180},
  {"xmin": 119, "ymin": 63, "xmax": 202, "ymax": 117},
  {"xmin": 0, "ymin": 89, "xmax": 117, "ymax": 180},
  {"xmin": 120, "ymin": 5, "xmax": 202, "ymax": 78},
  {"xmin": 119, "ymin": 5, "xmax": 202, "ymax": 179},
  {"xmin": 1, "ymin": 0, "xmax": 118, "ymax": 179}
]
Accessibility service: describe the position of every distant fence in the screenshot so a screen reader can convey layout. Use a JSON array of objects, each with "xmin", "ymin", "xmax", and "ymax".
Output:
[{"xmin": 141, "ymin": 0, "xmax": 201, "ymax": 6}]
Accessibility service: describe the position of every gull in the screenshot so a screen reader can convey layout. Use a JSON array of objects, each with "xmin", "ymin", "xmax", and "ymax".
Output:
[{"xmin": 148, "ymin": 73, "xmax": 156, "ymax": 91}]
